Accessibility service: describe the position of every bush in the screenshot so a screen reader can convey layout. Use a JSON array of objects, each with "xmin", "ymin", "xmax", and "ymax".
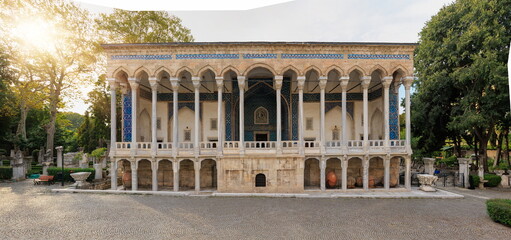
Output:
[
  {"xmin": 0, "ymin": 149, "xmax": 6, "ymax": 156},
  {"xmin": 469, "ymin": 175, "xmax": 480, "ymax": 189},
  {"xmin": 484, "ymin": 174, "xmax": 502, "ymax": 187},
  {"xmin": 487, "ymin": 199, "xmax": 511, "ymax": 227},
  {"xmin": 0, "ymin": 166, "xmax": 12, "ymax": 179},
  {"xmin": 47, "ymin": 167, "xmax": 95, "ymax": 182}
]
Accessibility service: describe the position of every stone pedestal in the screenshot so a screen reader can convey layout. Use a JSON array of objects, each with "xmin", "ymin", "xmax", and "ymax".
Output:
[
  {"xmin": 458, "ymin": 158, "xmax": 470, "ymax": 188},
  {"xmin": 423, "ymin": 158, "xmax": 435, "ymax": 175},
  {"xmin": 417, "ymin": 174, "xmax": 438, "ymax": 192},
  {"xmin": 94, "ymin": 163, "xmax": 102, "ymax": 180},
  {"xmin": 56, "ymin": 146, "xmax": 63, "ymax": 168},
  {"xmin": 80, "ymin": 153, "xmax": 88, "ymax": 168},
  {"xmin": 42, "ymin": 162, "xmax": 51, "ymax": 175},
  {"xmin": 12, "ymin": 164, "xmax": 25, "ymax": 180},
  {"xmin": 494, "ymin": 171, "xmax": 510, "ymax": 188}
]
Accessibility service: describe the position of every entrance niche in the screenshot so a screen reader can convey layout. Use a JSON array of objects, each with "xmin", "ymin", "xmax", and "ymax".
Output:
[
  {"xmin": 117, "ymin": 159, "xmax": 131, "ymax": 189},
  {"xmin": 137, "ymin": 159, "xmax": 152, "ymax": 189},
  {"xmin": 390, "ymin": 157, "xmax": 402, "ymax": 187},
  {"xmin": 157, "ymin": 159, "xmax": 173, "ymax": 190},
  {"xmin": 255, "ymin": 173, "xmax": 266, "ymax": 187},
  {"xmin": 347, "ymin": 158, "xmax": 363, "ymax": 189},
  {"xmin": 369, "ymin": 157, "xmax": 384, "ymax": 188},
  {"xmin": 200, "ymin": 159, "xmax": 217, "ymax": 191},
  {"xmin": 326, "ymin": 158, "xmax": 342, "ymax": 189},
  {"xmin": 179, "ymin": 159, "xmax": 195, "ymax": 190},
  {"xmin": 304, "ymin": 158, "xmax": 320, "ymax": 189}
]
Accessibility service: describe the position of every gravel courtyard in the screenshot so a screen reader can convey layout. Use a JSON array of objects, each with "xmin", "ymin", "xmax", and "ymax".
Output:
[{"xmin": 0, "ymin": 181, "xmax": 509, "ymax": 240}]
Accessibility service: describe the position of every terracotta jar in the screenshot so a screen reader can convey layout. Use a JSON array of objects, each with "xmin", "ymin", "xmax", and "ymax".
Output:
[
  {"xmin": 347, "ymin": 176, "xmax": 356, "ymax": 189},
  {"xmin": 326, "ymin": 171, "xmax": 337, "ymax": 188},
  {"xmin": 122, "ymin": 171, "xmax": 132, "ymax": 187},
  {"xmin": 368, "ymin": 176, "xmax": 375, "ymax": 188}
]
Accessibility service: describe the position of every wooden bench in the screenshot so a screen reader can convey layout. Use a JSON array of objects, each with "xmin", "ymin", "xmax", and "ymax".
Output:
[{"xmin": 34, "ymin": 175, "xmax": 54, "ymax": 185}]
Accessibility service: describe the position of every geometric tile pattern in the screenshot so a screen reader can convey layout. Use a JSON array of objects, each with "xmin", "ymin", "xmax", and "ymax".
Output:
[
  {"xmin": 122, "ymin": 93, "xmax": 132, "ymax": 142},
  {"xmin": 111, "ymin": 55, "xmax": 172, "ymax": 60},
  {"xmin": 282, "ymin": 54, "xmax": 343, "ymax": 59},
  {"xmin": 243, "ymin": 54, "xmax": 277, "ymax": 59},
  {"xmin": 348, "ymin": 54, "xmax": 410, "ymax": 60},
  {"xmin": 176, "ymin": 54, "xmax": 239, "ymax": 59},
  {"xmin": 389, "ymin": 85, "xmax": 399, "ymax": 140}
]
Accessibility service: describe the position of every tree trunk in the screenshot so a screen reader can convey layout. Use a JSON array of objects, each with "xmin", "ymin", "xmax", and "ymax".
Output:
[
  {"xmin": 45, "ymin": 81, "xmax": 62, "ymax": 160},
  {"xmin": 506, "ymin": 127, "xmax": 510, "ymax": 167},
  {"xmin": 16, "ymin": 101, "xmax": 28, "ymax": 141},
  {"xmin": 494, "ymin": 130, "xmax": 504, "ymax": 167}
]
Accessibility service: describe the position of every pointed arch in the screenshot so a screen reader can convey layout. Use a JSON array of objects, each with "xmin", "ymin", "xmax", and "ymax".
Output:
[
  {"xmin": 134, "ymin": 66, "xmax": 151, "ymax": 79},
  {"xmin": 112, "ymin": 66, "xmax": 130, "ymax": 79},
  {"xmin": 303, "ymin": 65, "xmax": 322, "ymax": 76},
  {"xmin": 197, "ymin": 65, "xmax": 218, "ymax": 78},
  {"xmin": 138, "ymin": 109, "xmax": 151, "ymax": 142},
  {"xmin": 280, "ymin": 65, "xmax": 301, "ymax": 76},
  {"xmin": 324, "ymin": 65, "xmax": 344, "ymax": 77},
  {"xmin": 220, "ymin": 65, "xmax": 240, "ymax": 77},
  {"xmin": 369, "ymin": 64, "xmax": 388, "ymax": 79},
  {"xmin": 347, "ymin": 65, "xmax": 367, "ymax": 76},
  {"xmin": 243, "ymin": 63, "xmax": 277, "ymax": 76},
  {"xmin": 174, "ymin": 66, "xmax": 195, "ymax": 78},
  {"xmin": 390, "ymin": 65, "xmax": 409, "ymax": 77},
  {"xmin": 154, "ymin": 66, "xmax": 172, "ymax": 80}
]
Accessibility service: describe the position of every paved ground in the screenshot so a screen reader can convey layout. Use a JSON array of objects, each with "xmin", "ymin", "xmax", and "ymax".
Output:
[{"xmin": 0, "ymin": 181, "xmax": 510, "ymax": 240}]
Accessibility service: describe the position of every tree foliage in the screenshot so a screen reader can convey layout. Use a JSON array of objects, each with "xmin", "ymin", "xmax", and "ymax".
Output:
[
  {"xmin": 97, "ymin": 9, "xmax": 194, "ymax": 43},
  {"xmin": 413, "ymin": 0, "xmax": 511, "ymax": 170}
]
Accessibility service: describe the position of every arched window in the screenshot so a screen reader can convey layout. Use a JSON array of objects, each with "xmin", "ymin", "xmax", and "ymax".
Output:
[
  {"xmin": 254, "ymin": 107, "xmax": 269, "ymax": 124},
  {"xmin": 255, "ymin": 173, "xmax": 266, "ymax": 187}
]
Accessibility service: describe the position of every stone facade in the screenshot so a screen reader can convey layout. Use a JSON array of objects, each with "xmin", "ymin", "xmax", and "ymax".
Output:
[{"xmin": 103, "ymin": 42, "xmax": 416, "ymax": 193}]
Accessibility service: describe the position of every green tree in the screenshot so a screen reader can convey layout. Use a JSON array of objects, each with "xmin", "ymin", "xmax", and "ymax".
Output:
[
  {"xmin": 413, "ymin": 0, "xmax": 511, "ymax": 171},
  {"xmin": 97, "ymin": 9, "xmax": 194, "ymax": 43}
]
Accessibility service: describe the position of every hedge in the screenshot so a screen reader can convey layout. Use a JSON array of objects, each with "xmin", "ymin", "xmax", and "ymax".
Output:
[
  {"xmin": 469, "ymin": 175, "xmax": 480, "ymax": 189},
  {"xmin": 487, "ymin": 199, "xmax": 511, "ymax": 227},
  {"xmin": 0, "ymin": 166, "xmax": 12, "ymax": 180},
  {"xmin": 484, "ymin": 174, "xmax": 502, "ymax": 187},
  {"xmin": 47, "ymin": 167, "xmax": 95, "ymax": 182}
]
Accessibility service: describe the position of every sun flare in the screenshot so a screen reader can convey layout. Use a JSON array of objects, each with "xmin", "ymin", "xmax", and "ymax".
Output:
[{"xmin": 12, "ymin": 19, "xmax": 57, "ymax": 52}]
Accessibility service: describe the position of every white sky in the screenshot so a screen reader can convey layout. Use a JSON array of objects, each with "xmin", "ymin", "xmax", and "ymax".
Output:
[{"xmin": 66, "ymin": 0, "xmax": 454, "ymax": 114}]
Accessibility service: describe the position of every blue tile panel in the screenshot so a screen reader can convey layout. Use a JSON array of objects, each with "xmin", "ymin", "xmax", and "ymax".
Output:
[
  {"xmin": 281, "ymin": 54, "xmax": 343, "ymax": 59},
  {"xmin": 176, "ymin": 54, "xmax": 239, "ymax": 59},
  {"xmin": 389, "ymin": 85, "xmax": 399, "ymax": 140},
  {"xmin": 347, "ymin": 54, "xmax": 410, "ymax": 60},
  {"xmin": 243, "ymin": 54, "xmax": 277, "ymax": 59},
  {"xmin": 122, "ymin": 93, "xmax": 132, "ymax": 142},
  {"xmin": 111, "ymin": 55, "xmax": 172, "ymax": 60}
]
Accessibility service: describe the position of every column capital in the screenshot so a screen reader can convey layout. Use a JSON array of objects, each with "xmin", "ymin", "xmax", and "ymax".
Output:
[
  {"xmin": 340, "ymin": 76, "xmax": 349, "ymax": 91},
  {"xmin": 402, "ymin": 76, "xmax": 414, "ymax": 89},
  {"xmin": 274, "ymin": 75, "xmax": 283, "ymax": 90},
  {"xmin": 319, "ymin": 76, "xmax": 327, "ymax": 90},
  {"xmin": 382, "ymin": 76, "xmax": 393, "ymax": 88},
  {"xmin": 128, "ymin": 78, "xmax": 139, "ymax": 89},
  {"xmin": 169, "ymin": 77, "xmax": 180, "ymax": 91},
  {"xmin": 361, "ymin": 76, "xmax": 371, "ymax": 89},
  {"xmin": 149, "ymin": 78, "xmax": 159, "ymax": 90},
  {"xmin": 119, "ymin": 82, "xmax": 129, "ymax": 94},
  {"xmin": 215, "ymin": 77, "xmax": 224, "ymax": 89},
  {"xmin": 297, "ymin": 76, "xmax": 306, "ymax": 90},
  {"xmin": 238, "ymin": 76, "xmax": 246, "ymax": 90},
  {"xmin": 192, "ymin": 76, "xmax": 201, "ymax": 89}
]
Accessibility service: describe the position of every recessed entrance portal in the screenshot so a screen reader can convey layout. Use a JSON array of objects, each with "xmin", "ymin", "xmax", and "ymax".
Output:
[
  {"xmin": 255, "ymin": 132, "xmax": 269, "ymax": 141},
  {"xmin": 255, "ymin": 173, "xmax": 266, "ymax": 187}
]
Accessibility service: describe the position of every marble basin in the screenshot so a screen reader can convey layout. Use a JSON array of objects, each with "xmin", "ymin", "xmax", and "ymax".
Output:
[
  {"xmin": 417, "ymin": 174, "xmax": 438, "ymax": 192},
  {"xmin": 70, "ymin": 172, "xmax": 91, "ymax": 187}
]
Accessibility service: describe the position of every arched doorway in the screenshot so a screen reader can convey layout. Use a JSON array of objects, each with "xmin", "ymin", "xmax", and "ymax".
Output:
[
  {"xmin": 304, "ymin": 158, "xmax": 320, "ymax": 189},
  {"xmin": 390, "ymin": 157, "xmax": 403, "ymax": 188},
  {"xmin": 179, "ymin": 159, "xmax": 195, "ymax": 190},
  {"xmin": 117, "ymin": 159, "xmax": 131, "ymax": 190},
  {"xmin": 369, "ymin": 157, "xmax": 384, "ymax": 188},
  {"xmin": 137, "ymin": 159, "xmax": 152, "ymax": 189},
  {"xmin": 326, "ymin": 158, "xmax": 342, "ymax": 189},
  {"xmin": 255, "ymin": 173, "xmax": 266, "ymax": 187},
  {"xmin": 157, "ymin": 159, "xmax": 173, "ymax": 190},
  {"xmin": 200, "ymin": 159, "xmax": 217, "ymax": 191},
  {"xmin": 347, "ymin": 157, "xmax": 363, "ymax": 189}
]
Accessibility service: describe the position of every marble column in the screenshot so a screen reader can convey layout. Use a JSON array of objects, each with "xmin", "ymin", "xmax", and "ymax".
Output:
[
  {"xmin": 361, "ymin": 76, "xmax": 371, "ymax": 150},
  {"xmin": 384, "ymin": 156, "xmax": 390, "ymax": 190},
  {"xmin": 131, "ymin": 160, "xmax": 138, "ymax": 191},
  {"xmin": 170, "ymin": 77, "xmax": 179, "ymax": 157},
  {"xmin": 192, "ymin": 77, "xmax": 201, "ymax": 157},
  {"xmin": 56, "ymin": 146, "xmax": 63, "ymax": 167},
  {"xmin": 319, "ymin": 76, "xmax": 327, "ymax": 154},
  {"xmin": 458, "ymin": 158, "xmax": 470, "ymax": 188},
  {"xmin": 238, "ymin": 76, "xmax": 246, "ymax": 153},
  {"xmin": 173, "ymin": 160, "xmax": 179, "ymax": 191},
  {"xmin": 108, "ymin": 78, "xmax": 117, "ymax": 158},
  {"xmin": 382, "ymin": 76, "xmax": 393, "ymax": 150},
  {"xmin": 403, "ymin": 76, "xmax": 414, "ymax": 153},
  {"xmin": 363, "ymin": 156, "xmax": 369, "ymax": 191},
  {"xmin": 194, "ymin": 160, "xmax": 200, "ymax": 193},
  {"xmin": 340, "ymin": 76, "xmax": 349, "ymax": 152},
  {"xmin": 297, "ymin": 76, "xmax": 306, "ymax": 155},
  {"xmin": 152, "ymin": 159, "xmax": 158, "ymax": 191},
  {"xmin": 423, "ymin": 158, "xmax": 435, "ymax": 175},
  {"xmin": 149, "ymin": 77, "xmax": 158, "ymax": 156},
  {"xmin": 405, "ymin": 156, "xmax": 411, "ymax": 190},
  {"xmin": 128, "ymin": 78, "xmax": 139, "ymax": 156},
  {"xmin": 216, "ymin": 77, "xmax": 224, "ymax": 154},
  {"xmin": 275, "ymin": 76, "xmax": 283, "ymax": 153},
  {"xmin": 342, "ymin": 157, "xmax": 348, "ymax": 191},
  {"xmin": 111, "ymin": 159, "xmax": 117, "ymax": 190},
  {"xmin": 320, "ymin": 158, "xmax": 326, "ymax": 191}
]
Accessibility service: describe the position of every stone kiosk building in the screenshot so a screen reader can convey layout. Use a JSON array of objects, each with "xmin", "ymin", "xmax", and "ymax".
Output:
[{"xmin": 103, "ymin": 42, "xmax": 416, "ymax": 193}]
